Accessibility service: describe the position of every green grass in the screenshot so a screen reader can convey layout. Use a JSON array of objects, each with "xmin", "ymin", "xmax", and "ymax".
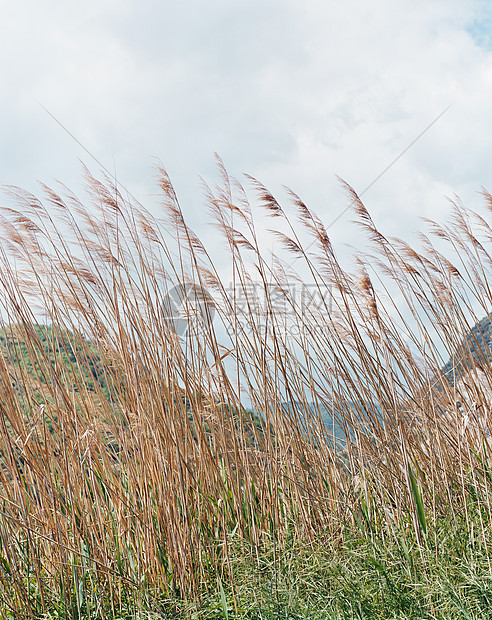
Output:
[
  {"xmin": 0, "ymin": 167, "xmax": 492, "ymax": 618},
  {"xmin": 2, "ymin": 496, "xmax": 492, "ymax": 619}
]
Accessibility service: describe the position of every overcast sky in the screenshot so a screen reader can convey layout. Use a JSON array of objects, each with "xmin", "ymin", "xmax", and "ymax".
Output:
[{"xmin": 1, "ymin": 0, "xmax": 492, "ymax": 257}]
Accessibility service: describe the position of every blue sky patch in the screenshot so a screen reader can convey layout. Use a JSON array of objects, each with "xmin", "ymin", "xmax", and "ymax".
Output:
[{"xmin": 467, "ymin": 4, "xmax": 492, "ymax": 49}]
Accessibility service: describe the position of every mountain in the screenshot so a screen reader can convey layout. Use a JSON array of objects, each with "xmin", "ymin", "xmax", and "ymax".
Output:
[
  {"xmin": 0, "ymin": 324, "xmax": 263, "ymax": 446},
  {"xmin": 0, "ymin": 324, "xmax": 115, "ymax": 405},
  {"xmin": 442, "ymin": 313, "xmax": 492, "ymax": 383}
]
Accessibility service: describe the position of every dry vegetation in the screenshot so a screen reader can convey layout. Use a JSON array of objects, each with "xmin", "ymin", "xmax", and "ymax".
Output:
[{"xmin": 0, "ymin": 162, "xmax": 491, "ymax": 618}]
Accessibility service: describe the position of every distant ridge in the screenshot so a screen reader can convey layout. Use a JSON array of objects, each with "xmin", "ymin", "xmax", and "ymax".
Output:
[{"xmin": 442, "ymin": 313, "xmax": 492, "ymax": 383}]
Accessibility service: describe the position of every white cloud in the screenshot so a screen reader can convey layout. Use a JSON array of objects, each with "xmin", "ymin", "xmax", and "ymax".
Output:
[{"xmin": 1, "ymin": 0, "xmax": 491, "ymax": 258}]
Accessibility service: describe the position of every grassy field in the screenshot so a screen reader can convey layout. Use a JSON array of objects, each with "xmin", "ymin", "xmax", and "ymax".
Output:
[{"xmin": 0, "ymin": 166, "xmax": 492, "ymax": 618}]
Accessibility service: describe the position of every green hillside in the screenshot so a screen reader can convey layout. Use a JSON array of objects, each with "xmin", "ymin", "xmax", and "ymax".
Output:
[
  {"xmin": 0, "ymin": 323, "xmax": 115, "ymax": 404},
  {"xmin": 0, "ymin": 323, "xmax": 262, "ymax": 442}
]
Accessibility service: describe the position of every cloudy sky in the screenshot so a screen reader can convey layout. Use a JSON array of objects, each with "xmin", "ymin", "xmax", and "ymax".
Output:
[{"xmin": 1, "ymin": 0, "xmax": 492, "ymax": 257}]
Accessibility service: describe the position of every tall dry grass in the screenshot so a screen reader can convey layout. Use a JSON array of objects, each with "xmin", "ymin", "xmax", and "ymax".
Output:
[{"xmin": 0, "ymin": 162, "xmax": 491, "ymax": 616}]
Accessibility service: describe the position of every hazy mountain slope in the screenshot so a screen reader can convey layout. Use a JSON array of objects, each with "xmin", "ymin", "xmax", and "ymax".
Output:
[{"xmin": 442, "ymin": 313, "xmax": 492, "ymax": 382}]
